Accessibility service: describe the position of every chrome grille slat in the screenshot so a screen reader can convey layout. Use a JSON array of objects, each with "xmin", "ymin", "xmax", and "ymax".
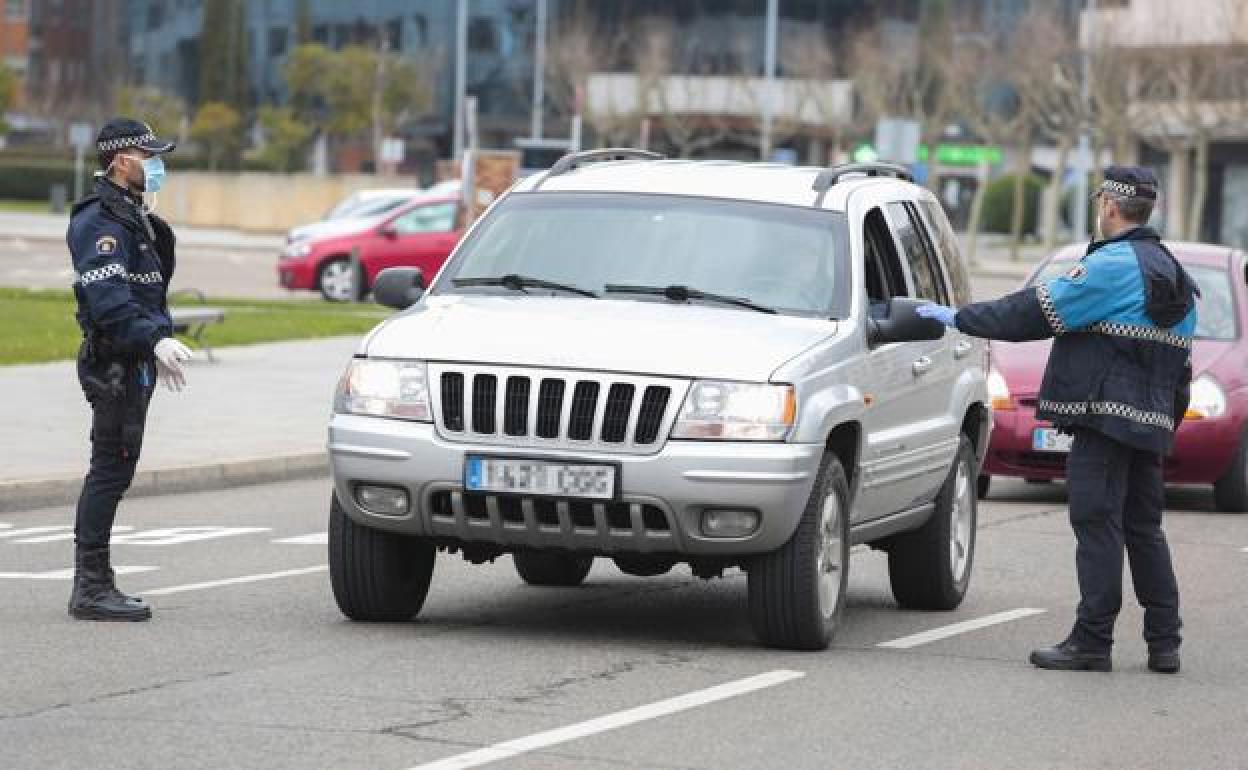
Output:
[{"xmin": 428, "ymin": 364, "xmax": 689, "ymax": 455}]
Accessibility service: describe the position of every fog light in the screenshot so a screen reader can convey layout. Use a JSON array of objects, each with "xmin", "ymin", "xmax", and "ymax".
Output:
[
  {"xmin": 354, "ymin": 484, "xmax": 409, "ymax": 516},
  {"xmin": 702, "ymin": 509, "xmax": 760, "ymax": 538}
]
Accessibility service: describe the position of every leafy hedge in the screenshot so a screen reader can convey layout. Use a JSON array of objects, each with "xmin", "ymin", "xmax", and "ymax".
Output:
[
  {"xmin": 0, "ymin": 158, "xmax": 77, "ymax": 201},
  {"xmin": 980, "ymin": 174, "xmax": 1044, "ymax": 235}
]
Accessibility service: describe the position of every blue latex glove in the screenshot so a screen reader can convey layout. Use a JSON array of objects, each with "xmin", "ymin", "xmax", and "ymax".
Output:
[{"xmin": 916, "ymin": 303, "xmax": 957, "ymax": 327}]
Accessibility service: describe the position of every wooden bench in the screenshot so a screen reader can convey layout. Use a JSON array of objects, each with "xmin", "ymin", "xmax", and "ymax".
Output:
[{"xmin": 169, "ymin": 289, "xmax": 226, "ymax": 362}]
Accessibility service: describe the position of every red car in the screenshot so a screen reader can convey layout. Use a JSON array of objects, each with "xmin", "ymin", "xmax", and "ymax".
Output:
[
  {"xmin": 278, "ymin": 192, "xmax": 462, "ymax": 301},
  {"xmin": 982, "ymin": 241, "xmax": 1248, "ymax": 511}
]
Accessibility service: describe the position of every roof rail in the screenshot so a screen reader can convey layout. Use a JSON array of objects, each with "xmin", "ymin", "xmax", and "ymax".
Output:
[
  {"xmin": 811, "ymin": 162, "xmax": 914, "ymax": 206},
  {"xmin": 534, "ymin": 148, "xmax": 665, "ymax": 189}
]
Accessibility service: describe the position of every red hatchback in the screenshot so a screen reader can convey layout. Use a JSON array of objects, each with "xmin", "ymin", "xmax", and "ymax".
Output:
[
  {"xmin": 278, "ymin": 192, "xmax": 462, "ymax": 301},
  {"xmin": 982, "ymin": 241, "xmax": 1248, "ymax": 511}
]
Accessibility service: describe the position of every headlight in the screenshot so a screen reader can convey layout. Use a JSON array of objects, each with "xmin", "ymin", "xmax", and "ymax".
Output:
[
  {"xmin": 284, "ymin": 241, "xmax": 312, "ymax": 258},
  {"xmin": 987, "ymin": 367, "xmax": 1015, "ymax": 411},
  {"xmin": 1186, "ymin": 375, "xmax": 1227, "ymax": 420},
  {"xmin": 335, "ymin": 359, "xmax": 431, "ymax": 421},
  {"xmin": 672, "ymin": 381, "xmax": 796, "ymax": 441}
]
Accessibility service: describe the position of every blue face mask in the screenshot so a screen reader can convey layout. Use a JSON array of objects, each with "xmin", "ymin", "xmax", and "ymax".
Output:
[{"xmin": 141, "ymin": 156, "xmax": 166, "ymax": 193}]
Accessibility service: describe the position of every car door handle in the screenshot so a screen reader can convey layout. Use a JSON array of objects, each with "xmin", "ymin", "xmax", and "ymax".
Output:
[
  {"xmin": 953, "ymin": 340, "xmax": 973, "ymax": 359},
  {"xmin": 912, "ymin": 356, "xmax": 934, "ymax": 376}
]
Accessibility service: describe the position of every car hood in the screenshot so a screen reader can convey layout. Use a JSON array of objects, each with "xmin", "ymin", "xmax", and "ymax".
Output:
[
  {"xmin": 362, "ymin": 295, "xmax": 838, "ymax": 381},
  {"xmin": 992, "ymin": 336, "xmax": 1232, "ymax": 396},
  {"xmin": 288, "ymin": 216, "xmax": 383, "ymax": 243}
]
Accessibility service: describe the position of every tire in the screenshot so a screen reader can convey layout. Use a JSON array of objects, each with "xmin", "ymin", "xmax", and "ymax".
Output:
[
  {"xmin": 1214, "ymin": 431, "xmax": 1248, "ymax": 513},
  {"xmin": 328, "ymin": 494, "xmax": 436, "ymax": 621},
  {"xmin": 748, "ymin": 453, "xmax": 850, "ymax": 651},
  {"xmin": 887, "ymin": 436, "xmax": 977, "ymax": 610},
  {"xmin": 977, "ymin": 474, "xmax": 991, "ymax": 499},
  {"xmin": 513, "ymin": 552, "xmax": 594, "ymax": 586},
  {"xmin": 318, "ymin": 257, "xmax": 356, "ymax": 302}
]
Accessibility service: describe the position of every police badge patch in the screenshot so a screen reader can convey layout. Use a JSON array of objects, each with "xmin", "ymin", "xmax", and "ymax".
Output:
[
  {"xmin": 1064, "ymin": 263, "xmax": 1088, "ymax": 283},
  {"xmin": 96, "ymin": 235, "xmax": 118, "ymax": 255}
]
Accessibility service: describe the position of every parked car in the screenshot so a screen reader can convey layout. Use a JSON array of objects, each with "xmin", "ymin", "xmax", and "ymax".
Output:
[
  {"xmin": 286, "ymin": 189, "xmax": 418, "ymax": 245},
  {"xmin": 278, "ymin": 190, "xmax": 462, "ymax": 301},
  {"xmin": 981, "ymin": 241, "xmax": 1248, "ymax": 511},
  {"xmin": 325, "ymin": 153, "xmax": 991, "ymax": 650}
]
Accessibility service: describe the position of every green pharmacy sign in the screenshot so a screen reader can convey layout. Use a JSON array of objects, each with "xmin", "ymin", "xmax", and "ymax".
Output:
[{"xmin": 852, "ymin": 143, "xmax": 1003, "ymax": 167}]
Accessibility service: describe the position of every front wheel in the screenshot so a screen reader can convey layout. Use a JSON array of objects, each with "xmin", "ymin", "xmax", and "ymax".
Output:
[
  {"xmin": 748, "ymin": 453, "xmax": 850, "ymax": 651},
  {"xmin": 329, "ymin": 494, "xmax": 436, "ymax": 621},
  {"xmin": 513, "ymin": 552, "xmax": 594, "ymax": 586},
  {"xmin": 1214, "ymin": 431, "xmax": 1248, "ymax": 513},
  {"xmin": 887, "ymin": 436, "xmax": 977, "ymax": 610},
  {"xmin": 318, "ymin": 257, "xmax": 357, "ymax": 302}
]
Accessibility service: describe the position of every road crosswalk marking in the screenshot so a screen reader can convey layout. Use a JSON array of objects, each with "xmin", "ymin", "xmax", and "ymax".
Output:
[
  {"xmin": 877, "ymin": 608, "xmax": 1047, "ymax": 649},
  {"xmin": 0, "ymin": 566, "xmax": 158, "ymax": 580},
  {"xmin": 273, "ymin": 532, "xmax": 328, "ymax": 545},
  {"xmin": 145, "ymin": 565, "xmax": 327, "ymax": 596},
  {"xmin": 0, "ymin": 526, "xmax": 72, "ymax": 540},
  {"xmin": 15, "ymin": 526, "xmax": 133, "ymax": 544}
]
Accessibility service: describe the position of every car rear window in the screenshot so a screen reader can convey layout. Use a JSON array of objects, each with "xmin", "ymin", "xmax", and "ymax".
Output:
[
  {"xmin": 436, "ymin": 192, "xmax": 851, "ymax": 318},
  {"xmin": 1031, "ymin": 260, "xmax": 1237, "ymax": 340}
]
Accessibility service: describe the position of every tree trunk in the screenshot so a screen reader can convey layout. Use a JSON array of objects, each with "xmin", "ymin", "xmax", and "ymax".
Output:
[
  {"xmin": 922, "ymin": 123, "xmax": 943, "ymax": 193},
  {"xmin": 1043, "ymin": 133, "xmax": 1074, "ymax": 251},
  {"xmin": 1188, "ymin": 137, "xmax": 1210, "ymax": 242},
  {"xmin": 1009, "ymin": 138, "xmax": 1032, "ymax": 261},
  {"xmin": 964, "ymin": 162, "xmax": 990, "ymax": 267}
]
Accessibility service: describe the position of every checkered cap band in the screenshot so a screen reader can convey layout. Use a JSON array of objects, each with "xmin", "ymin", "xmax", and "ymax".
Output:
[
  {"xmin": 1101, "ymin": 179, "xmax": 1138, "ymax": 197},
  {"xmin": 97, "ymin": 132, "xmax": 156, "ymax": 153}
]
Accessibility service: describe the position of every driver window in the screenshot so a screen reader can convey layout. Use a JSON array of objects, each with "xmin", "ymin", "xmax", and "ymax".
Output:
[
  {"xmin": 863, "ymin": 208, "xmax": 909, "ymax": 315},
  {"xmin": 392, "ymin": 202, "xmax": 457, "ymax": 234}
]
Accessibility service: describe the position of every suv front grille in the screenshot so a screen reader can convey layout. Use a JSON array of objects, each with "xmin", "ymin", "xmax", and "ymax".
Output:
[{"xmin": 429, "ymin": 364, "xmax": 689, "ymax": 454}]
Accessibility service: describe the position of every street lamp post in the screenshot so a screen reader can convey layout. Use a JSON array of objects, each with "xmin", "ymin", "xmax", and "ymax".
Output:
[
  {"xmin": 1073, "ymin": 0, "xmax": 1098, "ymax": 241},
  {"xmin": 531, "ymin": 0, "xmax": 548, "ymax": 141},
  {"xmin": 760, "ymin": 0, "xmax": 779, "ymax": 160},
  {"xmin": 453, "ymin": 0, "xmax": 468, "ymax": 163}
]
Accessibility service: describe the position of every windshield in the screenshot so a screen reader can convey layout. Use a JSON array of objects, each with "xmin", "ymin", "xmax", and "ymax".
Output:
[
  {"xmin": 328, "ymin": 194, "xmax": 409, "ymax": 220},
  {"xmin": 434, "ymin": 193, "xmax": 850, "ymax": 318},
  {"xmin": 1032, "ymin": 259, "xmax": 1238, "ymax": 340}
]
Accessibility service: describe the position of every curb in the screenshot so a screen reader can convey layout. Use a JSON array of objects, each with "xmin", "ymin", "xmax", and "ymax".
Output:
[{"xmin": 0, "ymin": 452, "xmax": 329, "ymax": 513}]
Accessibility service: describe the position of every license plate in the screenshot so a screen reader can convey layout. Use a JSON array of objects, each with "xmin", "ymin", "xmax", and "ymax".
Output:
[
  {"xmin": 464, "ymin": 456, "xmax": 617, "ymax": 500},
  {"xmin": 1032, "ymin": 428, "xmax": 1073, "ymax": 453}
]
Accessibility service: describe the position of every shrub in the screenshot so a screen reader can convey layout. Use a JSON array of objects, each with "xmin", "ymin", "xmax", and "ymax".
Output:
[
  {"xmin": 0, "ymin": 157, "xmax": 77, "ymax": 201},
  {"xmin": 980, "ymin": 174, "xmax": 1044, "ymax": 235}
]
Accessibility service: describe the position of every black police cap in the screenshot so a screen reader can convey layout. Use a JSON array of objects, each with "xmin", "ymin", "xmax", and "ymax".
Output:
[
  {"xmin": 96, "ymin": 117, "xmax": 177, "ymax": 155},
  {"xmin": 1097, "ymin": 165, "xmax": 1159, "ymax": 200}
]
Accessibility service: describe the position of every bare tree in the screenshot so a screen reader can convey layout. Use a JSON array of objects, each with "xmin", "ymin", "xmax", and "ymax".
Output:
[
  {"xmin": 546, "ymin": 8, "xmax": 642, "ymax": 146},
  {"xmin": 781, "ymin": 28, "xmax": 860, "ymax": 165}
]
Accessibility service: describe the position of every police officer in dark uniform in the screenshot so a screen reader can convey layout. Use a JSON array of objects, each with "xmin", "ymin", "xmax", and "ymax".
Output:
[
  {"xmin": 68, "ymin": 118, "xmax": 192, "ymax": 621},
  {"xmin": 917, "ymin": 166, "xmax": 1197, "ymax": 674}
]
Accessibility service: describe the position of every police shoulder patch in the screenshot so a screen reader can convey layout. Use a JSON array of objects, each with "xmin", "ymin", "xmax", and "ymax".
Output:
[
  {"xmin": 96, "ymin": 235, "xmax": 118, "ymax": 255},
  {"xmin": 1064, "ymin": 263, "xmax": 1088, "ymax": 284}
]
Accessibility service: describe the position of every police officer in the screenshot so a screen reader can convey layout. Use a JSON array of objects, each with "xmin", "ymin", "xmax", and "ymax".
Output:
[
  {"xmin": 917, "ymin": 166, "xmax": 1196, "ymax": 674},
  {"xmin": 68, "ymin": 118, "xmax": 193, "ymax": 621}
]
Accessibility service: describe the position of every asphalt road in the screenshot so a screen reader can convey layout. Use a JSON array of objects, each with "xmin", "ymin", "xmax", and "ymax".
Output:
[{"xmin": 3, "ymin": 476, "xmax": 1247, "ymax": 770}]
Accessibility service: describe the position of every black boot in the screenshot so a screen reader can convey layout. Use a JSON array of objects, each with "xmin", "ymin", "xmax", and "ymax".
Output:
[
  {"xmin": 1029, "ymin": 640, "xmax": 1112, "ymax": 672},
  {"xmin": 68, "ymin": 545, "xmax": 152, "ymax": 621},
  {"xmin": 1148, "ymin": 649, "xmax": 1180, "ymax": 674}
]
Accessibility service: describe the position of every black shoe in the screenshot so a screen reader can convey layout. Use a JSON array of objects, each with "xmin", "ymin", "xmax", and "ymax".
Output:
[
  {"xmin": 1148, "ymin": 650, "xmax": 1180, "ymax": 674},
  {"xmin": 68, "ymin": 545, "xmax": 152, "ymax": 622},
  {"xmin": 1029, "ymin": 640, "xmax": 1112, "ymax": 672}
]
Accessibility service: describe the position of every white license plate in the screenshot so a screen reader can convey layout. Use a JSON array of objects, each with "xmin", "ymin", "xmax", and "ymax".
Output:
[
  {"xmin": 1032, "ymin": 428, "xmax": 1073, "ymax": 453},
  {"xmin": 464, "ymin": 456, "xmax": 617, "ymax": 500}
]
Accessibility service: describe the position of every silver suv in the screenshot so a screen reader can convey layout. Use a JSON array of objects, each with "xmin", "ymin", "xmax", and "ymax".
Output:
[{"xmin": 327, "ymin": 151, "xmax": 991, "ymax": 650}]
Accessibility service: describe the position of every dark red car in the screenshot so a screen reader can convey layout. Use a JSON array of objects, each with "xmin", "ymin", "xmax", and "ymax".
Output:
[
  {"xmin": 981, "ymin": 241, "xmax": 1248, "ymax": 511},
  {"xmin": 278, "ymin": 192, "xmax": 462, "ymax": 301}
]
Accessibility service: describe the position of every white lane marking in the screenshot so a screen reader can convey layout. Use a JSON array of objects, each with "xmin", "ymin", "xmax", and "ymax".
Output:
[
  {"xmin": 0, "ymin": 522, "xmax": 12, "ymax": 530},
  {"xmin": 111, "ymin": 526, "xmax": 270, "ymax": 546},
  {"xmin": 16, "ymin": 526, "xmax": 134, "ymax": 544},
  {"xmin": 0, "ymin": 526, "xmax": 72, "ymax": 540},
  {"xmin": 273, "ymin": 532, "xmax": 328, "ymax": 545},
  {"xmin": 144, "ymin": 565, "xmax": 327, "ymax": 596},
  {"xmin": 878, "ymin": 608, "xmax": 1047, "ymax": 649},
  {"xmin": 0, "ymin": 566, "xmax": 158, "ymax": 580},
  {"xmin": 405, "ymin": 670, "xmax": 806, "ymax": 770}
]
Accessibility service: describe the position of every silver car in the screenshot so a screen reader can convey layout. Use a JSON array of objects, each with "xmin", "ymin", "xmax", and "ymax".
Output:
[{"xmin": 327, "ymin": 152, "xmax": 991, "ymax": 650}]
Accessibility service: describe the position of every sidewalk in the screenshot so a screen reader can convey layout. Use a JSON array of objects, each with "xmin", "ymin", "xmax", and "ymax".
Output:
[
  {"xmin": 0, "ymin": 336, "xmax": 360, "ymax": 512},
  {"xmin": 958, "ymin": 233, "xmax": 1061, "ymax": 283},
  {"xmin": 0, "ymin": 211, "xmax": 283, "ymax": 252}
]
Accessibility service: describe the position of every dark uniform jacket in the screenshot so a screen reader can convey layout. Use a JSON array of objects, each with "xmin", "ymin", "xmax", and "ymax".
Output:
[
  {"xmin": 69, "ymin": 178, "xmax": 176, "ymax": 357},
  {"xmin": 955, "ymin": 226, "xmax": 1198, "ymax": 454}
]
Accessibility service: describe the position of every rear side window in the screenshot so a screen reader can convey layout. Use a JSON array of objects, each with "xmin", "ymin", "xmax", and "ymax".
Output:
[
  {"xmin": 917, "ymin": 201, "xmax": 972, "ymax": 306},
  {"xmin": 884, "ymin": 202, "xmax": 947, "ymax": 304}
]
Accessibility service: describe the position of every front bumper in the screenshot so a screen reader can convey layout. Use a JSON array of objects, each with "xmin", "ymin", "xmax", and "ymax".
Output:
[
  {"xmin": 328, "ymin": 414, "xmax": 823, "ymax": 556},
  {"xmin": 983, "ymin": 404, "xmax": 1240, "ymax": 484},
  {"xmin": 277, "ymin": 258, "xmax": 314, "ymax": 290}
]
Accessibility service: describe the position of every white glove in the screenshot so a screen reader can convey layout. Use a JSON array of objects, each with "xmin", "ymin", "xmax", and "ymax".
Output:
[{"xmin": 154, "ymin": 337, "xmax": 193, "ymax": 391}]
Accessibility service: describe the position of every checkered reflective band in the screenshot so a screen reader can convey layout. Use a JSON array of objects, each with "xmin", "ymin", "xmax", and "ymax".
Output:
[
  {"xmin": 1039, "ymin": 399, "xmax": 1175, "ymax": 431},
  {"xmin": 1101, "ymin": 180, "xmax": 1138, "ymax": 197},
  {"xmin": 1035, "ymin": 285, "xmax": 1066, "ymax": 334},
  {"xmin": 76, "ymin": 263, "xmax": 127, "ymax": 285},
  {"xmin": 97, "ymin": 132, "xmax": 156, "ymax": 153},
  {"xmin": 1086, "ymin": 321, "xmax": 1191, "ymax": 349}
]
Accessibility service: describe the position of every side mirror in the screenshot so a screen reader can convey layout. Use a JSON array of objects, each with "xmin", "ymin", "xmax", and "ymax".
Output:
[
  {"xmin": 372, "ymin": 267, "xmax": 425, "ymax": 310},
  {"xmin": 379, "ymin": 223, "xmax": 398, "ymax": 238},
  {"xmin": 867, "ymin": 297, "xmax": 947, "ymax": 346}
]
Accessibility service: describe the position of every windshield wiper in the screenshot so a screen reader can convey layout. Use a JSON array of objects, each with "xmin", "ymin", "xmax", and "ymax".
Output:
[
  {"xmin": 453, "ymin": 274, "xmax": 598, "ymax": 298},
  {"xmin": 604, "ymin": 284, "xmax": 776, "ymax": 314}
]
